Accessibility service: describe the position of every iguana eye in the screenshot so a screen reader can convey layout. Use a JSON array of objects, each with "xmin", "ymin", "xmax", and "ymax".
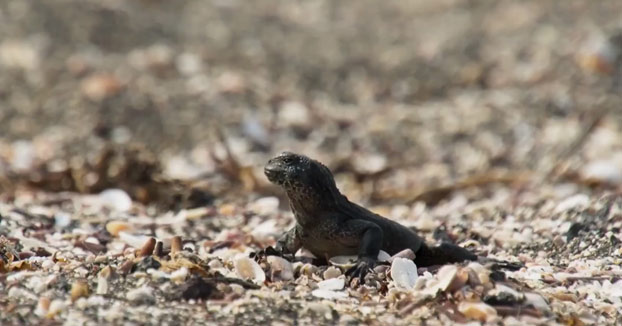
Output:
[{"xmin": 283, "ymin": 157, "xmax": 294, "ymax": 164}]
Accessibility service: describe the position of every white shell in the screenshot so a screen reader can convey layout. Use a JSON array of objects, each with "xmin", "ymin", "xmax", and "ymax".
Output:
[
  {"xmin": 390, "ymin": 258, "xmax": 418, "ymax": 289},
  {"xmin": 328, "ymin": 255, "xmax": 357, "ymax": 269},
  {"xmin": 118, "ymin": 232, "xmax": 150, "ymax": 249},
  {"xmin": 96, "ymin": 276, "xmax": 108, "ymax": 295},
  {"xmin": 457, "ymin": 302, "xmax": 497, "ymax": 322},
  {"xmin": 267, "ymin": 256, "xmax": 294, "ymax": 281},
  {"xmin": 311, "ymin": 289, "xmax": 348, "ymax": 300},
  {"xmin": 317, "ymin": 277, "xmax": 345, "ymax": 291},
  {"xmin": 377, "ymin": 250, "xmax": 391, "ymax": 262},
  {"xmin": 99, "ymin": 189, "xmax": 132, "ymax": 212},
  {"xmin": 322, "ymin": 266, "xmax": 342, "ymax": 279},
  {"xmin": 234, "ymin": 256, "xmax": 266, "ymax": 285},
  {"xmin": 524, "ymin": 293, "xmax": 550, "ymax": 312},
  {"xmin": 434, "ymin": 265, "xmax": 459, "ymax": 292}
]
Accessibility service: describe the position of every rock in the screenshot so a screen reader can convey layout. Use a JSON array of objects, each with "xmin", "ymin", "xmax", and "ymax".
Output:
[
  {"xmin": 174, "ymin": 277, "xmax": 216, "ymax": 301},
  {"xmin": 267, "ymin": 256, "xmax": 294, "ymax": 281},
  {"xmin": 458, "ymin": 301, "xmax": 498, "ymax": 322},
  {"xmin": 135, "ymin": 256, "xmax": 161, "ymax": 272},
  {"xmin": 390, "ymin": 257, "xmax": 418, "ymax": 289},
  {"xmin": 99, "ymin": 189, "xmax": 132, "ymax": 212},
  {"xmin": 234, "ymin": 256, "xmax": 266, "ymax": 285}
]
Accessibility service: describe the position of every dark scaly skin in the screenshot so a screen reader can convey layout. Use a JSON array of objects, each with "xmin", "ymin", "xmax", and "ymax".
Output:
[{"xmin": 263, "ymin": 152, "xmax": 477, "ymax": 281}]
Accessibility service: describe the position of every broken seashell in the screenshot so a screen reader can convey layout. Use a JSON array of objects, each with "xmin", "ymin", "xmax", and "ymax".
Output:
[
  {"xmin": 234, "ymin": 256, "xmax": 266, "ymax": 285},
  {"xmin": 70, "ymin": 280, "xmax": 89, "ymax": 302},
  {"xmin": 106, "ymin": 221, "xmax": 131, "ymax": 237},
  {"xmin": 99, "ymin": 188, "xmax": 132, "ymax": 212},
  {"xmin": 323, "ymin": 266, "xmax": 342, "ymax": 280},
  {"xmin": 389, "ymin": 248, "xmax": 416, "ymax": 262},
  {"xmin": 317, "ymin": 277, "xmax": 345, "ymax": 291},
  {"xmin": 311, "ymin": 289, "xmax": 348, "ymax": 300},
  {"xmin": 329, "ymin": 255, "xmax": 358, "ymax": 269},
  {"xmin": 390, "ymin": 257, "xmax": 418, "ymax": 289},
  {"xmin": 96, "ymin": 276, "xmax": 108, "ymax": 295},
  {"xmin": 467, "ymin": 262, "xmax": 490, "ymax": 286},
  {"xmin": 377, "ymin": 250, "xmax": 391, "ymax": 262},
  {"xmin": 458, "ymin": 301, "xmax": 498, "ymax": 322},
  {"xmin": 267, "ymin": 256, "xmax": 294, "ymax": 281},
  {"xmin": 118, "ymin": 232, "xmax": 150, "ymax": 248},
  {"xmin": 524, "ymin": 292, "xmax": 550, "ymax": 312},
  {"xmin": 435, "ymin": 265, "xmax": 459, "ymax": 292}
]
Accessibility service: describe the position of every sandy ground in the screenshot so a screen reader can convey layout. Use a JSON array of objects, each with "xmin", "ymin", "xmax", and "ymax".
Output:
[{"xmin": 1, "ymin": 0, "xmax": 622, "ymax": 325}]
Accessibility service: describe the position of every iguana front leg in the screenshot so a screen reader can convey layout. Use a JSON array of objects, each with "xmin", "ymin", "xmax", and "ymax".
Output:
[
  {"xmin": 274, "ymin": 225, "xmax": 302, "ymax": 256},
  {"xmin": 337, "ymin": 219, "xmax": 383, "ymax": 282},
  {"xmin": 253, "ymin": 225, "xmax": 302, "ymax": 261}
]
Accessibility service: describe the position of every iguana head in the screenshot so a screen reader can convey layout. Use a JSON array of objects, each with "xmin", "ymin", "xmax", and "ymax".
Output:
[{"xmin": 264, "ymin": 152, "xmax": 338, "ymax": 197}]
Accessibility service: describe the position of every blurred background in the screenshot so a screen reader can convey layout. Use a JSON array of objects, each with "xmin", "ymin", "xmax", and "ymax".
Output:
[{"xmin": 0, "ymin": 0, "xmax": 621, "ymax": 208}]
